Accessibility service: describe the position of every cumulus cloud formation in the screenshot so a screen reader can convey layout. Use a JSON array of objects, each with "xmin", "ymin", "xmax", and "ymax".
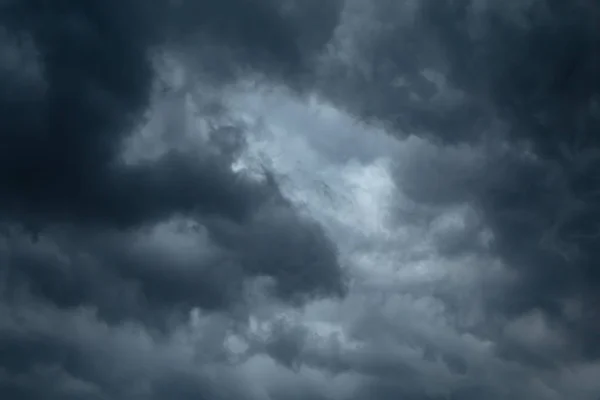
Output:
[
  {"xmin": 1, "ymin": 0, "xmax": 600, "ymax": 399},
  {"xmin": 325, "ymin": 0, "xmax": 600, "ymax": 356}
]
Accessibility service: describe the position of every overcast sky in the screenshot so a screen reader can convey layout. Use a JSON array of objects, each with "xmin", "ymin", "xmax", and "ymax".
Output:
[{"xmin": 1, "ymin": 0, "xmax": 600, "ymax": 399}]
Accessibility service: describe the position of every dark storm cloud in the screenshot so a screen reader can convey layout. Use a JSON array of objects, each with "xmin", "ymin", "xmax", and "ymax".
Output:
[
  {"xmin": 189, "ymin": 1, "xmax": 600, "ymax": 398},
  {"xmin": 0, "ymin": 0, "xmax": 345, "ymax": 322},
  {"xmin": 0, "ymin": 1, "xmax": 349, "ymax": 398},
  {"xmin": 165, "ymin": 0, "xmax": 343, "ymax": 82},
  {"xmin": 317, "ymin": 0, "xmax": 600, "ymax": 363},
  {"xmin": 1, "ymin": 199, "xmax": 345, "ymax": 328},
  {"xmin": 325, "ymin": 0, "xmax": 600, "ymax": 144},
  {"xmin": 4, "ymin": 0, "xmax": 600, "ymax": 399},
  {"xmin": 0, "ymin": 0, "xmax": 343, "ymax": 227}
]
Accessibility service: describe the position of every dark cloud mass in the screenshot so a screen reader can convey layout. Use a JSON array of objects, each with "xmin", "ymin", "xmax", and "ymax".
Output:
[
  {"xmin": 359, "ymin": 1, "xmax": 600, "ymax": 396},
  {"xmin": 318, "ymin": 0, "xmax": 600, "ymax": 397},
  {"xmin": 2, "ymin": 0, "xmax": 600, "ymax": 399},
  {"xmin": 0, "ymin": 1, "xmax": 345, "ymax": 397},
  {"xmin": 319, "ymin": 0, "xmax": 600, "ymax": 353},
  {"xmin": 0, "ymin": 0, "xmax": 344, "ymax": 309}
]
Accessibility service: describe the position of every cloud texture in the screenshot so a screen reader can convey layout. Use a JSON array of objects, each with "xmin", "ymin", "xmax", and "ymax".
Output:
[{"xmin": 1, "ymin": 0, "xmax": 600, "ymax": 399}]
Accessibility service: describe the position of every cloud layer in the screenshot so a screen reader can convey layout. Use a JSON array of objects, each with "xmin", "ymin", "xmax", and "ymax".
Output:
[{"xmin": 1, "ymin": 0, "xmax": 600, "ymax": 399}]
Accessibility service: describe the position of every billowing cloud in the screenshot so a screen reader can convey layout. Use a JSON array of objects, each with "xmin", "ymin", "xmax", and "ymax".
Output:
[
  {"xmin": 0, "ymin": 0, "xmax": 347, "ymax": 335},
  {"xmin": 320, "ymin": 0, "xmax": 600, "ymax": 361},
  {"xmin": 2, "ymin": 0, "xmax": 600, "ymax": 399}
]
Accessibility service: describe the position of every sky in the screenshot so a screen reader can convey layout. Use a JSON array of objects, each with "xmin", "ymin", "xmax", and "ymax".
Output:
[{"xmin": 0, "ymin": 0, "xmax": 599, "ymax": 399}]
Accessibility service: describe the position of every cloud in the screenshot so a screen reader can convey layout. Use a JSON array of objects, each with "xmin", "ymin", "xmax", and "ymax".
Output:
[
  {"xmin": 315, "ymin": 0, "xmax": 600, "ymax": 365},
  {"xmin": 0, "ymin": 0, "xmax": 347, "ymax": 395},
  {"xmin": 218, "ymin": 78, "xmax": 600, "ymax": 399},
  {"xmin": 0, "ymin": 0, "xmax": 344, "ymax": 227},
  {"xmin": 0, "ymin": 0, "xmax": 345, "ymax": 325},
  {"xmin": 0, "ymin": 298, "xmax": 264, "ymax": 400},
  {"xmin": 2, "ymin": 0, "xmax": 600, "ymax": 399}
]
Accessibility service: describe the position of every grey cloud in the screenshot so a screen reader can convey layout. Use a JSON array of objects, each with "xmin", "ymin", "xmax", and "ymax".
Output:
[
  {"xmin": 0, "ymin": 0, "xmax": 348, "ymax": 363},
  {"xmin": 0, "ymin": 0, "xmax": 342, "ymax": 228},
  {"xmin": 0, "ymin": 299, "xmax": 261, "ymax": 400},
  {"xmin": 391, "ymin": 136, "xmax": 488, "ymax": 206},
  {"xmin": 317, "ymin": 0, "xmax": 600, "ymax": 367},
  {"xmin": 0, "ymin": 0, "xmax": 347, "ymax": 393},
  {"xmin": 0, "ymin": 195, "xmax": 345, "ymax": 330},
  {"xmin": 3, "ymin": 0, "xmax": 600, "ymax": 399},
  {"xmin": 208, "ymin": 0, "xmax": 600, "ymax": 394},
  {"xmin": 248, "ymin": 287, "xmax": 600, "ymax": 400}
]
